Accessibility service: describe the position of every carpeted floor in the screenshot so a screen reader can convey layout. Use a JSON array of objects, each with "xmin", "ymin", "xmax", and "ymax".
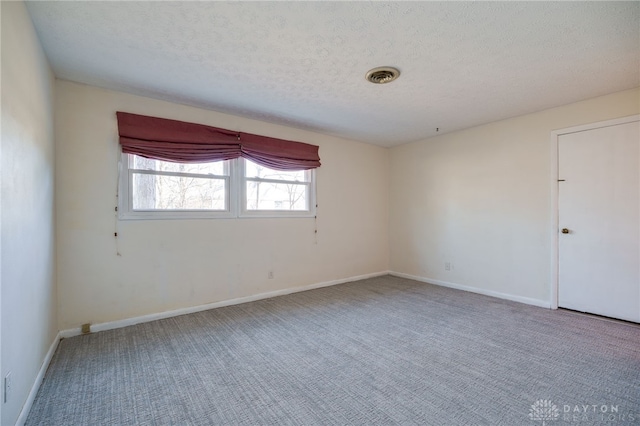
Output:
[{"xmin": 26, "ymin": 276, "xmax": 640, "ymax": 425}]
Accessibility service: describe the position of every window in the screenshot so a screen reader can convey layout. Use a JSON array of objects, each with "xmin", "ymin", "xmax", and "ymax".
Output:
[
  {"xmin": 241, "ymin": 160, "xmax": 314, "ymax": 216},
  {"xmin": 119, "ymin": 154, "xmax": 315, "ymax": 219}
]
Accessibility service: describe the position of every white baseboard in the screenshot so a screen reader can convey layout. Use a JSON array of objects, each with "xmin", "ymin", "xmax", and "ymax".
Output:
[
  {"xmin": 59, "ymin": 271, "xmax": 389, "ymax": 339},
  {"xmin": 389, "ymin": 271, "xmax": 551, "ymax": 309},
  {"xmin": 16, "ymin": 331, "xmax": 62, "ymax": 426}
]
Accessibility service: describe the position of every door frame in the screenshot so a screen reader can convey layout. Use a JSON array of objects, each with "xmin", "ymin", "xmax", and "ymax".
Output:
[{"xmin": 549, "ymin": 114, "xmax": 640, "ymax": 309}]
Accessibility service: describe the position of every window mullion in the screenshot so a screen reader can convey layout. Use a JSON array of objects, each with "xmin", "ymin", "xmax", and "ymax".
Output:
[{"xmin": 230, "ymin": 157, "xmax": 241, "ymax": 217}]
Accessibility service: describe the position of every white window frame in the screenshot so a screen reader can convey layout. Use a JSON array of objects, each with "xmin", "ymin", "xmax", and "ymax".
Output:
[
  {"xmin": 118, "ymin": 153, "xmax": 236, "ymax": 220},
  {"xmin": 239, "ymin": 159, "xmax": 316, "ymax": 218},
  {"xmin": 118, "ymin": 154, "xmax": 316, "ymax": 220}
]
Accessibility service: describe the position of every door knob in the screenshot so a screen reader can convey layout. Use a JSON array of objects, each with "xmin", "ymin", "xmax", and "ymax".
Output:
[{"xmin": 561, "ymin": 228, "xmax": 570, "ymax": 234}]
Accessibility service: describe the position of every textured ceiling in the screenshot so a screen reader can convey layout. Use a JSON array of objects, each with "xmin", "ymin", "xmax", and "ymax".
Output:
[{"xmin": 26, "ymin": 1, "xmax": 640, "ymax": 147}]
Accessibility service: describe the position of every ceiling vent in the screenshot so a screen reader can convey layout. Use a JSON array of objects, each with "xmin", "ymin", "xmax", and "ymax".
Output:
[{"xmin": 365, "ymin": 67, "xmax": 400, "ymax": 84}]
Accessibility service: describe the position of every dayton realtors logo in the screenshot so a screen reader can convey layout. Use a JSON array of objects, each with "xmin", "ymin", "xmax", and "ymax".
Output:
[
  {"xmin": 529, "ymin": 400, "xmax": 560, "ymax": 425},
  {"xmin": 529, "ymin": 400, "xmax": 636, "ymax": 423}
]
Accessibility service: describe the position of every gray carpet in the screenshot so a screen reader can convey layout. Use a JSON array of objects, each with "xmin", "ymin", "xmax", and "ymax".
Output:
[{"xmin": 27, "ymin": 276, "xmax": 640, "ymax": 425}]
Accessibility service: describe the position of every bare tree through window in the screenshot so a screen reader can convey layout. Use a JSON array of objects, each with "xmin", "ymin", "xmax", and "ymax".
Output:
[
  {"xmin": 123, "ymin": 155, "xmax": 315, "ymax": 218},
  {"xmin": 245, "ymin": 161, "xmax": 309, "ymax": 211},
  {"xmin": 131, "ymin": 156, "xmax": 227, "ymax": 210}
]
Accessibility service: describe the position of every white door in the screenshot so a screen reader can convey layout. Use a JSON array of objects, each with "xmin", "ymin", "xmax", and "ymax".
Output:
[{"xmin": 558, "ymin": 120, "xmax": 640, "ymax": 323}]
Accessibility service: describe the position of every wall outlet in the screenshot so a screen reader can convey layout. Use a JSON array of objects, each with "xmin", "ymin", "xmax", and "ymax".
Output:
[
  {"xmin": 4, "ymin": 372, "xmax": 11, "ymax": 403},
  {"xmin": 444, "ymin": 262, "xmax": 451, "ymax": 271},
  {"xmin": 268, "ymin": 271, "xmax": 274, "ymax": 279},
  {"xmin": 81, "ymin": 323, "xmax": 91, "ymax": 334}
]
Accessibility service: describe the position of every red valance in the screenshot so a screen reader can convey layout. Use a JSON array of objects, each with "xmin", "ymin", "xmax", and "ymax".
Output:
[{"xmin": 116, "ymin": 112, "xmax": 321, "ymax": 170}]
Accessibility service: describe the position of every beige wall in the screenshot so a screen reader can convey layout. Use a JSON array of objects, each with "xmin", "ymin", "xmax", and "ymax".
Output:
[
  {"xmin": 55, "ymin": 80, "xmax": 390, "ymax": 330},
  {"xmin": 389, "ymin": 87, "xmax": 640, "ymax": 305},
  {"xmin": 52, "ymin": 82, "xmax": 640, "ymax": 329},
  {"xmin": 1, "ymin": 2, "xmax": 57, "ymax": 424}
]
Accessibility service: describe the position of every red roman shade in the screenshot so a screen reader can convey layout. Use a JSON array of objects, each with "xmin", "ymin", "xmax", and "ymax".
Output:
[
  {"xmin": 116, "ymin": 112, "xmax": 321, "ymax": 170},
  {"xmin": 117, "ymin": 112, "xmax": 239, "ymax": 163},
  {"xmin": 239, "ymin": 132, "xmax": 323, "ymax": 171}
]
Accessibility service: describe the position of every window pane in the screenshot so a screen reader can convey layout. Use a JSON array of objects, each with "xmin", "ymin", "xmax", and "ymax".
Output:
[
  {"xmin": 246, "ymin": 181, "xmax": 308, "ymax": 211},
  {"xmin": 245, "ymin": 160, "xmax": 307, "ymax": 182},
  {"xmin": 132, "ymin": 173, "xmax": 226, "ymax": 210},
  {"xmin": 131, "ymin": 155, "xmax": 227, "ymax": 176}
]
